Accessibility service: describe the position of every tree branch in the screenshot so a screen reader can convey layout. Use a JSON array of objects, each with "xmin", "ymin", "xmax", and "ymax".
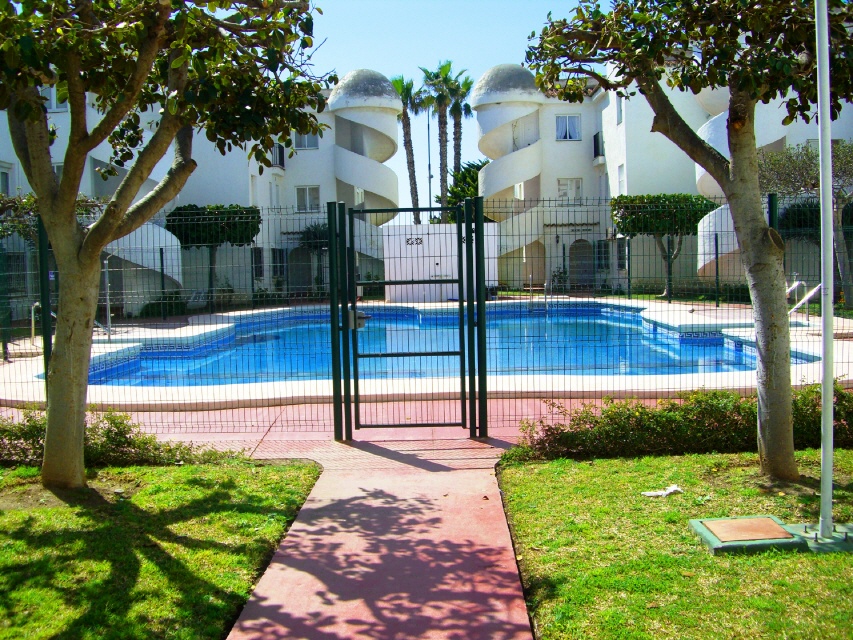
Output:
[
  {"xmin": 8, "ymin": 91, "xmax": 59, "ymax": 206},
  {"xmin": 79, "ymin": 4, "xmax": 170, "ymax": 155},
  {"xmin": 111, "ymin": 126, "xmax": 197, "ymax": 240},
  {"xmin": 58, "ymin": 52, "xmax": 91, "ymax": 213},
  {"xmin": 81, "ymin": 57, "xmax": 190, "ymax": 260},
  {"xmin": 636, "ymin": 75, "xmax": 731, "ymax": 189}
]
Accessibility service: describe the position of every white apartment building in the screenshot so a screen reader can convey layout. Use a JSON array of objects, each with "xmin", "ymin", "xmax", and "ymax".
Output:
[
  {"xmin": 0, "ymin": 89, "xmax": 182, "ymax": 319},
  {"xmin": 471, "ymin": 63, "xmax": 853, "ymax": 292}
]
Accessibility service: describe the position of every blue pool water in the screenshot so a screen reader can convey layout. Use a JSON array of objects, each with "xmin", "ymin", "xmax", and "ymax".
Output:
[{"xmin": 90, "ymin": 304, "xmax": 797, "ymax": 387}]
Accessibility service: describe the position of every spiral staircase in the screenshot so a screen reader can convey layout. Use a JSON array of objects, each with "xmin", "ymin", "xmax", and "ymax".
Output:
[
  {"xmin": 328, "ymin": 69, "xmax": 401, "ymax": 231},
  {"xmin": 471, "ymin": 65, "xmax": 548, "ymax": 268}
]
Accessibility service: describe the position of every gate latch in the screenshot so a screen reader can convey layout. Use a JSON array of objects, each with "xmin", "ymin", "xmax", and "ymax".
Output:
[{"xmin": 349, "ymin": 309, "xmax": 370, "ymax": 329}]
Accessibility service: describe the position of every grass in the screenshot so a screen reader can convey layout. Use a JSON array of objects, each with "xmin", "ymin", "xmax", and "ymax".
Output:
[
  {"xmin": 499, "ymin": 448, "xmax": 853, "ymax": 639},
  {"xmin": 0, "ymin": 460, "xmax": 320, "ymax": 639}
]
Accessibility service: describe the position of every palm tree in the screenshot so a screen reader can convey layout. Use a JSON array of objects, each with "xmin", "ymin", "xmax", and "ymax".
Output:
[
  {"xmin": 391, "ymin": 75, "xmax": 426, "ymax": 224},
  {"xmin": 449, "ymin": 74, "xmax": 474, "ymax": 178},
  {"xmin": 420, "ymin": 61, "xmax": 458, "ymax": 222}
]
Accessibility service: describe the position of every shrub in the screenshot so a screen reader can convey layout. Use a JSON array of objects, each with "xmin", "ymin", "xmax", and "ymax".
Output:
[
  {"xmin": 512, "ymin": 386, "xmax": 853, "ymax": 462},
  {"xmin": 0, "ymin": 409, "xmax": 242, "ymax": 467}
]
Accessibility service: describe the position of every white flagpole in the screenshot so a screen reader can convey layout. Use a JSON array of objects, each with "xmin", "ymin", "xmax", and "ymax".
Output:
[{"xmin": 815, "ymin": 0, "xmax": 835, "ymax": 540}]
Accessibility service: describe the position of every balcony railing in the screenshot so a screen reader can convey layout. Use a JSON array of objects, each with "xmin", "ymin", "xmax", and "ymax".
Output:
[
  {"xmin": 270, "ymin": 143, "xmax": 286, "ymax": 169},
  {"xmin": 593, "ymin": 132, "xmax": 605, "ymax": 159}
]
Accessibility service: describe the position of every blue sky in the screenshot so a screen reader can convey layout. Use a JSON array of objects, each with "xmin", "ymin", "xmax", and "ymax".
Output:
[{"xmin": 306, "ymin": 0, "xmax": 572, "ymax": 210}]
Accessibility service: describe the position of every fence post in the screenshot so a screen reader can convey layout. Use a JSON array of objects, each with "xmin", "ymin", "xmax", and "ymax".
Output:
[
  {"xmin": 159, "ymin": 248, "xmax": 166, "ymax": 320},
  {"xmin": 627, "ymin": 238, "xmax": 632, "ymax": 300},
  {"xmin": 475, "ymin": 196, "xmax": 488, "ymax": 438},
  {"xmin": 714, "ymin": 233, "xmax": 720, "ymax": 308},
  {"xmin": 103, "ymin": 259, "xmax": 112, "ymax": 342},
  {"xmin": 249, "ymin": 248, "xmax": 256, "ymax": 310},
  {"xmin": 327, "ymin": 202, "xmax": 343, "ymax": 442},
  {"xmin": 667, "ymin": 235, "xmax": 673, "ymax": 304},
  {"xmin": 36, "ymin": 215, "xmax": 52, "ymax": 399},
  {"xmin": 464, "ymin": 198, "xmax": 476, "ymax": 438},
  {"xmin": 338, "ymin": 202, "xmax": 353, "ymax": 440},
  {"xmin": 0, "ymin": 247, "xmax": 10, "ymax": 361},
  {"xmin": 767, "ymin": 193, "xmax": 778, "ymax": 230}
]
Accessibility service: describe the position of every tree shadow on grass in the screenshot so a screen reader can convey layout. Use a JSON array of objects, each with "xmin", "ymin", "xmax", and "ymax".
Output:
[
  {"xmin": 0, "ymin": 470, "xmax": 308, "ymax": 639},
  {"xmin": 232, "ymin": 486, "xmax": 532, "ymax": 640}
]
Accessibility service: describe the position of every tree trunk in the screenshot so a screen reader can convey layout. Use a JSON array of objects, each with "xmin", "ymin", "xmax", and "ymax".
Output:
[
  {"xmin": 832, "ymin": 202, "xmax": 853, "ymax": 309},
  {"xmin": 438, "ymin": 107, "xmax": 449, "ymax": 220},
  {"xmin": 208, "ymin": 244, "xmax": 218, "ymax": 311},
  {"xmin": 452, "ymin": 110, "xmax": 462, "ymax": 178},
  {"xmin": 726, "ymin": 108, "xmax": 798, "ymax": 480},
  {"xmin": 400, "ymin": 109, "xmax": 420, "ymax": 223},
  {"xmin": 40, "ymin": 255, "xmax": 102, "ymax": 489},
  {"xmin": 654, "ymin": 236, "xmax": 675, "ymax": 298}
]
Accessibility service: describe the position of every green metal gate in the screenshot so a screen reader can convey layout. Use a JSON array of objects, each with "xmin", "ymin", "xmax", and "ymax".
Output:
[{"xmin": 327, "ymin": 198, "xmax": 488, "ymax": 440}]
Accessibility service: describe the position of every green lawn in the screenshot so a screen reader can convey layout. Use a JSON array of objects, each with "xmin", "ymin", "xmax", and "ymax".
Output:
[
  {"xmin": 0, "ymin": 461, "xmax": 320, "ymax": 639},
  {"xmin": 500, "ymin": 449, "xmax": 853, "ymax": 639}
]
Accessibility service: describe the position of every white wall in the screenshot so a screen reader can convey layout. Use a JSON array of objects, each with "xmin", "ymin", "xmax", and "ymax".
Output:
[{"xmin": 383, "ymin": 224, "xmax": 498, "ymax": 302}]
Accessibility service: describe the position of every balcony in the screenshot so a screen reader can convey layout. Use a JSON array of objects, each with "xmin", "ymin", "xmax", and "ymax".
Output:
[
  {"xmin": 270, "ymin": 143, "xmax": 286, "ymax": 169},
  {"xmin": 592, "ymin": 132, "xmax": 605, "ymax": 164}
]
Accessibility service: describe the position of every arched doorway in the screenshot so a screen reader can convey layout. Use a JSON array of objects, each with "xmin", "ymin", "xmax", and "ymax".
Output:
[{"xmin": 569, "ymin": 239, "xmax": 594, "ymax": 290}]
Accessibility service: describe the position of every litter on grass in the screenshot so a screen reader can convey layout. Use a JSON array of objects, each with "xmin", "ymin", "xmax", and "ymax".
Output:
[{"xmin": 642, "ymin": 484, "xmax": 684, "ymax": 498}]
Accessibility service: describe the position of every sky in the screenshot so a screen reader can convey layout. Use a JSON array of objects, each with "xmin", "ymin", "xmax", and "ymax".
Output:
[{"xmin": 303, "ymin": 0, "xmax": 574, "ymax": 212}]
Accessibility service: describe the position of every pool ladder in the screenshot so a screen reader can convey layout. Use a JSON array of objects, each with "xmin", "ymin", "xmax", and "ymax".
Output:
[{"xmin": 788, "ymin": 282, "xmax": 821, "ymax": 323}]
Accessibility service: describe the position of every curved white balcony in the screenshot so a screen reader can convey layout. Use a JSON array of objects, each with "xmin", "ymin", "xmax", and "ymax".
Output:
[
  {"xmin": 478, "ymin": 141, "xmax": 542, "ymax": 213},
  {"xmin": 106, "ymin": 222, "xmax": 182, "ymax": 286},
  {"xmin": 334, "ymin": 146, "xmax": 399, "ymax": 225},
  {"xmin": 695, "ymin": 102, "xmax": 795, "ymax": 198}
]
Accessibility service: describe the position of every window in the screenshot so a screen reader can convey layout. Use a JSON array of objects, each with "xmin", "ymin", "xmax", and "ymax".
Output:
[
  {"xmin": 599, "ymin": 174, "xmax": 610, "ymax": 199},
  {"xmin": 616, "ymin": 237, "xmax": 628, "ymax": 271},
  {"xmin": 616, "ymin": 94, "xmax": 623, "ymax": 125},
  {"xmin": 617, "ymin": 164, "xmax": 626, "ymax": 195},
  {"xmin": 296, "ymin": 186, "xmax": 320, "ymax": 212},
  {"xmin": 807, "ymin": 138, "xmax": 842, "ymax": 150},
  {"xmin": 294, "ymin": 132, "xmax": 319, "ymax": 149},
  {"xmin": 513, "ymin": 182, "xmax": 525, "ymax": 200},
  {"xmin": 39, "ymin": 85, "xmax": 67, "ymax": 111},
  {"xmin": 271, "ymin": 248, "xmax": 286, "ymax": 279},
  {"xmin": 556, "ymin": 115, "xmax": 581, "ymax": 141},
  {"xmin": 557, "ymin": 178, "xmax": 583, "ymax": 203},
  {"xmin": 4, "ymin": 252, "xmax": 27, "ymax": 295},
  {"xmin": 0, "ymin": 169, "xmax": 9, "ymax": 196},
  {"xmin": 354, "ymin": 187, "xmax": 365, "ymax": 206},
  {"xmin": 595, "ymin": 240, "xmax": 610, "ymax": 271},
  {"xmin": 252, "ymin": 247, "xmax": 264, "ymax": 279}
]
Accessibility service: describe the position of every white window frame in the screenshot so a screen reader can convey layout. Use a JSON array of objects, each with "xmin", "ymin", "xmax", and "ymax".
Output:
[
  {"xmin": 354, "ymin": 187, "xmax": 365, "ymax": 206},
  {"xmin": 555, "ymin": 114, "xmax": 582, "ymax": 141},
  {"xmin": 39, "ymin": 85, "xmax": 68, "ymax": 112},
  {"xmin": 296, "ymin": 185, "xmax": 320, "ymax": 212},
  {"xmin": 513, "ymin": 182, "xmax": 525, "ymax": 200},
  {"xmin": 294, "ymin": 132, "xmax": 319, "ymax": 150},
  {"xmin": 557, "ymin": 178, "xmax": 583, "ymax": 203},
  {"xmin": 617, "ymin": 164, "xmax": 626, "ymax": 196},
  {"xmin": 0, "ymin": 164, "xmax": 12, "ymax": 196},
  {"xmin": 616, "ymin": 94, "xmax": 623, "ymax": 125}
]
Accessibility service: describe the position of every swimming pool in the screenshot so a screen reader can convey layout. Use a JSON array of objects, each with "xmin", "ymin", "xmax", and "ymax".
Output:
[{"xmin": 88, "ymin": 302, "xmax": 812, "ymax": 387}]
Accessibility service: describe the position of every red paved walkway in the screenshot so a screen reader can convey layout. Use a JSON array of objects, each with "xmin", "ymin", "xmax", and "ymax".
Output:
[
  {"xmin": 228, "ymin": 462, "xmax": 532, "ymax": 639},
  {"xmin": 184, "ymin": 432, "xmax": 534, "ymax": 639}
]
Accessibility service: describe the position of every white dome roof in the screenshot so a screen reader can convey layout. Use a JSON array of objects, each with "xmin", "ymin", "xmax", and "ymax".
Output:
[
  {"xmin": 470, "ymin": 64, "xmax": 545, "ymax": 108},
  {"xmin": 328, "ymin": 69, "xmax": 401, "ymax": 112}
]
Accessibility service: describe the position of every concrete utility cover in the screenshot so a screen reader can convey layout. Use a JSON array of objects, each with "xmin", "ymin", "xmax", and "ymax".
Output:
[{"xmin": 703, "ymin": 516, "xmax": 794, "ymax": 542}]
